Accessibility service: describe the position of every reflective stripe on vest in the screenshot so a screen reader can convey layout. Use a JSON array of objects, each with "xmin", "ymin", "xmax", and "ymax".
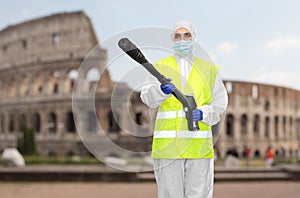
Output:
[
  {"xmin": 154, "ymin": 130, "xmax": 212, "ymax": 138},
  {"xmin": 156, "ymin": 110, "xmax": 186, "ymax": 119}
]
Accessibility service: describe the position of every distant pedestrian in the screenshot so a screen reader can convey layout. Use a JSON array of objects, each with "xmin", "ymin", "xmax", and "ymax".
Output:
[
  {"xmin": 279, "ymin": 146, "xmax": 286, "ymax": 158},
  {"xmin": 266, "ymin": 146, "xmax": 275, "ymax": 169},
  {"xmin": 244, "ymin": 146, "xmax": 251, "ymax": 166}
]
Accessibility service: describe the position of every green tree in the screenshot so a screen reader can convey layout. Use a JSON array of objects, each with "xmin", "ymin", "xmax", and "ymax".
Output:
[{"xmin": 17, "ymin": 126, "xmax": 37, "ymax": 156}]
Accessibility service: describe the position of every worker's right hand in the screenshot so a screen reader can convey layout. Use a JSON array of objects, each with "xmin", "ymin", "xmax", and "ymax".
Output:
[{"xmin": 160, "ymin": 81, "xmax": 176, "ymax": 94}]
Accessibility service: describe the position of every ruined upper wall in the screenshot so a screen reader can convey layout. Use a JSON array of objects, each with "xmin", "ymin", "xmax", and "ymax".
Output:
[
  {"xmin": 224, "ymin": 80, "xmax": 300, "ymax": 113},
  {"xmin": 225, "ymin": 80, "xmax": 300, "ymax": 99},
  {"xmin": 0, "ymin": 11, "xmax": 100, "ymax": 70}
]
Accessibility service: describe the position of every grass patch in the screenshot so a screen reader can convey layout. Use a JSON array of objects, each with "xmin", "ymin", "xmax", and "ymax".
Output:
[
  {"xmin": 216, "ymin": 158, "xmax": 300, "ymax": 167},
  {"xmin": 23, "ymin": 155, "xmax": 103, "ymax": 165},
  {"xmin": 2, "ymin": 156, "xmax": 299, "ymax": 166}
]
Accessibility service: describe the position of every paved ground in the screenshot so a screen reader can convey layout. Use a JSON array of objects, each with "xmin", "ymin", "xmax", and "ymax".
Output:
[
  {"xmin": 0, "ymin": 181, "xmax": 299, "ymax": 198},
  {"xmin": 2, "ymin": 164, "xmax": 299, "ymax": 182}
]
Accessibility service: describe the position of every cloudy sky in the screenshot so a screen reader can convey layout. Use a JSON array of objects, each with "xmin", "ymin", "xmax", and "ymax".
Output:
[{"xmin": 1, "ymin": 0, "xmax": 300, "ymax": 90}]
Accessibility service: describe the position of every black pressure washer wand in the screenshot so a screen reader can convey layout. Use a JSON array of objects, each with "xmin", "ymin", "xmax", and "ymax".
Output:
[{"xmin": 118, "ymin": 38, "xmax": 199, "ymax": 131}]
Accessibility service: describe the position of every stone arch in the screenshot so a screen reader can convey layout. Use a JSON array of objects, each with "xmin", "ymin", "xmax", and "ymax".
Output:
[
  {"xmin": 8, "ymin": 77, "xmax": 17, "ymax": 97},
  {"xmin": 49, "ymin": 70, "xmax": 60, "ymax": 94},
  {"xmin": 66, "ymin": 111, "xmax": 75, "ymax": 133},
  {"xmin": 48, "ymin": 112, "xmax": 57, "ymax": 133},
  {"xmin": 86, "ymin": 67, "xmax": 100, "ymax": 91},
  {"xmin": 9, "ymin": 114, "xmax": 15, "ymax": 132},
  {"xmin": 65, "ymin": 151, "xmax": 75, "ymax": 157},
  {"xmin": 283, "ymin": 116, "xmax": 287, "ymax": 139},
  {"xmin": 52, "ymin": 33, "xmax": 60, "ymax": 45},
  {"xmin": 0, "ymin": 79, "xmax": 3, "ymax": 97},
  {"xmin": 264, "ymin": 100, "xmax": 270, "ymax": 111},
  {"xmin": 2, "ymin": 44, "xmax": 7, "ymax": 54},
  {"xmin": 108, "ymin": 111, "xmax": 120, "ymax": 133},
  {"xmin": 265, "ymin": 116, "xmax": 270, "ymax": 138},
  {"xmin": 0, "ymin": 114, "xmax": 4, "ymax": 133},
  {"xmin": 254, "ymin": 150, "xmax": 260, "ymax": 158},
  {"xmin": 241, "ymin": 114, "xmax": 248, "ymax": 136},
  {"xmin": 87, "ymin": 111, "xmax": 97, "ymax": 132},
  {"xmin": 86, "ymin": 68, "xmax": 100, "ymax": 80},
  {"xmin": 253, "ymin": 114, "xmax": 260, "ymax": 136},
  {"xmin": 19, "ymin": 74, "xmax": 28, "ymax": 96},
  {"xmin": 135, "ymin": 112, "xmax": 143, "ymax": 125},
  {"xmin": 289, "ymin": 117, "xmax": 293, "ymax": 138},
  {"xmin": 3, "ymin": 78, "xmax": 9, "ymax": 97},
  {"xmin": 226, "ymin": 114, "xmax": 234, "ymax": 137},
  {"xmin": 48, "ymin": 151, "xmax": 57, "ymax": 157},
  {"xmin": 22, "ymin": 39, "xmax": 27, "ymax": 49},
  {"xmin": 275, "ymin": 149, "xmax": 280, "ymax": 157},
  {"xmin": 1, "ymin": 78, "xmax": 6, "ymax": 97},
  {"xmin": 19, "ymin": 113, "xmax": 26, "ymax": 130},
  {"xmin": 226, "ymin": 148, "xmax": 239, "ymax": 157},
  {"xmin": 32, "ymin": 72, "xmax": 43, "ymax": 95},
  {"xmin": 289, "ymin": 148, "xmax": 293, "ymax": 158},
  {"xmin": 296, "ymin": 118, "xmax": 300, "ymax": 140},
  {"xmin": 66, "ymin": 69, "xmax": 78, "ymax": 93},
  {"xmin": 32, "ymin": 113, "xmax": 41, "ymax": 133},
  {"xmin": 274, "ymin": 115, "xmax": 279, "ymax": 140}
]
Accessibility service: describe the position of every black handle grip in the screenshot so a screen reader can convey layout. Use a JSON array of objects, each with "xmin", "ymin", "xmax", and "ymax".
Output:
[
  {"xmin": 118, "ymin": 38, "xmax": 168, "ymax": 84},
  {"xmin": 118, "ymin": 38, "xmax": 149, "ymax": 65},
  {"xmin": 118, "ymin": 38, "xmax": 199, "ymax": 131}
]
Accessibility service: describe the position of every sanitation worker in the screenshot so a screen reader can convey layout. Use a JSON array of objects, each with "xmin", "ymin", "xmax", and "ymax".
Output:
[{"xmin": 141, "ymin": 19, "xmax": 228, "ymax": 198}]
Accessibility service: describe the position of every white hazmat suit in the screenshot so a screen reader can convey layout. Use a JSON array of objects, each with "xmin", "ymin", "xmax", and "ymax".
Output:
[{"xmin": 140, "ymin": 19, "xmax": 228, "ymax": 198}]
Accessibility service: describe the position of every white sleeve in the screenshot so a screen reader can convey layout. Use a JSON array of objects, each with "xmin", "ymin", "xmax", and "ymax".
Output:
[
  {"xmin": 140, "ymin": 74, "xmax": 171, "ymax": 108},
  {"xmin": 199, "ymin": 74, "xmax": 228, "ymax": 126}
]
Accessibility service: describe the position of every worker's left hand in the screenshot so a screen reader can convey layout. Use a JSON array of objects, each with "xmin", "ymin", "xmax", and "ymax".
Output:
[{"xmin": 192, "ymin": 109, "xmax": 203, "ymax": 121}]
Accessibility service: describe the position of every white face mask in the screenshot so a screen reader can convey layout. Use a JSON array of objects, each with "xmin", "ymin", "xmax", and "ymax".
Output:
[{"xmin": 173, "ymin": 40, "xmax": 193, "ymax": 57}]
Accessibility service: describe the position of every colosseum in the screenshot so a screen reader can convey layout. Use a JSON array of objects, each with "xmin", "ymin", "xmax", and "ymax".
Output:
[
  {"xmin": 218, "ymin": 81, "xmax": 300, "ymax": 159},
  {"xmin": 0, "ymin": 11, "xmax": 299, "ymax": 160}
]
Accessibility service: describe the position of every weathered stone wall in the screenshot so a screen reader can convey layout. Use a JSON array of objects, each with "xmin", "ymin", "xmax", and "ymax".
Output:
[
  {"xmin": 218, "ymin": 80, "xmax": 300, "ymax": 159},
  {"xmin": 0, "ymin": 11, "xmax": 144, "ymax": 157},
  {"xmin": 0, "ymin": 11, "xmax": 98, "ymax": 69}
]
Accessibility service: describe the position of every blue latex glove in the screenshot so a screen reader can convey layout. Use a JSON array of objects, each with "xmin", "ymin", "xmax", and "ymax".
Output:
[
  {"xmin": 192, "ymin": 109, "xmax": 203, "ymax": 121},
  {"xmin": 160, "ymin": 79, "xmax": 176, "ymax": 94}
]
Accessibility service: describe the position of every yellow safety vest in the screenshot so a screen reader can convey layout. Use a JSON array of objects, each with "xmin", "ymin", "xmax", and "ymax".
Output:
[{"xmin": 152, "ymin": 56, "xmax": 219, "ymax": 159}]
